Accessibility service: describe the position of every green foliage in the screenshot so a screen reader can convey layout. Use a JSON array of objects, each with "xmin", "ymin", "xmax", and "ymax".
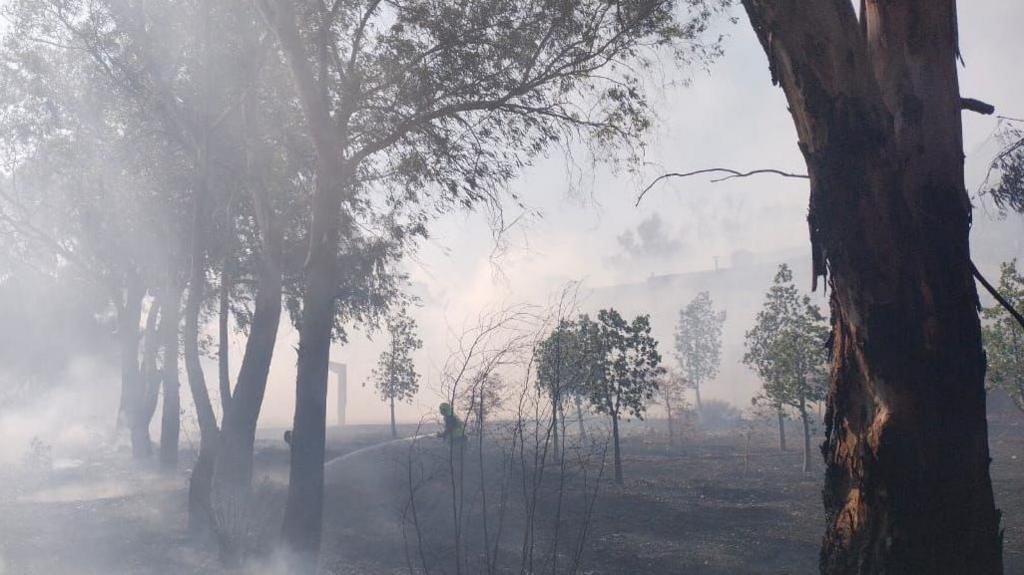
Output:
[
  {"xmin": 981, "ymin": 260, "xmax": 1024, "ymax": 412},
  {"xmin": 535, "ymin": 317, "xmax": 600, "ymax": 408},
  {"xmin": 587, "ymin": 309, "xmax": 664, "ymax": 421},
  {"xmin": 673, "ymin": 291, "xmax": 725, "ymax": 390},
  {"xmin": 269, "ymin": 0, "xmax": 728, "ymax": 214},
  {"xmin": 658, "ymin": 368, "xmax": 690, "ymax": 411},
  {"xmin": 743, "ymin": 264, "xmax": 829, "ymax": 414},
  {"xmin": 984, "ymin": 120, "xmax": 1024, "ymax": 214},
  {"xmin": 367, "ymin": 309, "xmax": 423, "ymax": 404}
]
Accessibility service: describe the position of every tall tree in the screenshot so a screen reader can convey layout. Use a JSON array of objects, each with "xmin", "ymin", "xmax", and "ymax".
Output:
[
  {"xmin": 982, "ymin": 260, "xmax": 1024, "ymax": 414},
  {"xmin": 673, "ymin": 291, "xmax": 725, "ymax": 411},
  {"xmin": 743, "ymin": 264, "xmax": 828, "ymax": 473},
  {"xmin": 367, "ymin": 310, "xmax": 422, "ymax": 438},
  {"xmin": 586, "ymin": 309, "xmax": 663, "ymax": 485},
  {"xmin": 740, "ymin": 1, "xmax": 1003, "ymax": 571},
  {"xmin": 254, "ymin": 0, "xmax": 723, "ymax": 563},
  {"xmin": 0, "ymin": 0, "xmax": 195, "ymax": 459}
]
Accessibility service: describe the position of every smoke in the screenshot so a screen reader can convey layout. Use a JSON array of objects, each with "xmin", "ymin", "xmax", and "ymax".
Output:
[
  {"xmin": 0, "ymin": 355, "xmax": 119, "ymax": 466},
  {"xmin": 614, "ymin": 213, "xmax": 686, "ymax": 260}
]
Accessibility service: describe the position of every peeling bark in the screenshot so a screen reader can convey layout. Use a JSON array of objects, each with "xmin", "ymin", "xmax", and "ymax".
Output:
[{"xmin": 741, "ymin": 0, "xmax": 1002, "ymax": 572}]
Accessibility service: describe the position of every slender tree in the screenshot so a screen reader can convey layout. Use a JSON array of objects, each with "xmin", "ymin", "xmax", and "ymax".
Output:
[
  {"xmin": 674, "ymin": 291, "xmax": 725, "ymax": 412},
  {"xmin": 658, "ymin": 368, "xmax": 689, "ymax": 447},
  {"xmin": 536, "ymin": 318, "xmax": 590, "ymax": 459},
  {"xmin": 586, "ymin": 309, "xmax": 664, "ymax": 485},
  {"xmin": 743, "ymin": 264, "xmax": 828, "ymax": 473},
  {"xmin": 740, "ymin": 1, "xmax": 1003, "ymax": 570},
  {"xmin": 367, "ymin": 310, "xmax": 423, "ymax": 438}
]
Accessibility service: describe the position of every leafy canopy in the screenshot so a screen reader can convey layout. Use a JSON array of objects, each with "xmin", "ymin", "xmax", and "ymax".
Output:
[
  {"xmin": 743, "ymin": 264, "xmax": 829, "ymax": 413},
  {"xmin": 367, "ymin": 308, "xmax": 423, "ymax": 403},
  {"xmin": 586, "ymin": 309, "xmax": 664, "ymax": 420},
  {"xmin": 674, "ymin": 291, "xmax": 725, "ymax": 387}
]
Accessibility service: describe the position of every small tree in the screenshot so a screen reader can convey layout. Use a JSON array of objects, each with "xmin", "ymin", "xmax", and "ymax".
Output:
[
  {"xmin": 536, "ymin": 318, "xmax": 597, "ymax": 458},
  {"xmin": 368, "ymin": 310, "xmax": 423, "ymax": 438},
  {"xmin": 982, "ymin": 260, "xmax": 1024, "ymax": 413},
  {"xmin": 459, "ymin": 372, "xmax": 506, "ymax": 434},
  {"xmin": 743, "ymin": 264, "xmax": 829, "ymax": 473},
  {"xmin": 674, "ymin": 291, "xmax": 726, "ymax": 412},
  {"xmin": 586, "ymin": 309, "xmax": 664, "ymax": 485},
  {"xmin": 658, "ymin": 368, "xmax": 690, "ymax": 447}
]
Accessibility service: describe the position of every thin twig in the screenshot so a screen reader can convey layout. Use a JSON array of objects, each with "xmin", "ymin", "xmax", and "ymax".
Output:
[{"xmin": 635, "ymin": 168, "xmax": 809, "ymax": 206}]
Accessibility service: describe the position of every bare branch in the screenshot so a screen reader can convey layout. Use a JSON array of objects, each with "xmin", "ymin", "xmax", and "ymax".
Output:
[
  {"xmin": 635, "ymin": 168, "xmax": 809, "ymax": 206},
  {"xmin": 972, "ymin": 261, "xmax": 1024, "ymax": 332}
]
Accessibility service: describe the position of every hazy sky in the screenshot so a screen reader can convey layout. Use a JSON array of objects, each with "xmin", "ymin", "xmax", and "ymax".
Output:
[{"xmin": 75, "ymin": 1, "xmax": 1020, "ymax": 432}]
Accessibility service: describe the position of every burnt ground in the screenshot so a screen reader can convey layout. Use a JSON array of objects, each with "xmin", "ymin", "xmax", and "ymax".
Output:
[{"xmin": 1, "ymin": 417, "xmax": 1022, "ymax": 574}]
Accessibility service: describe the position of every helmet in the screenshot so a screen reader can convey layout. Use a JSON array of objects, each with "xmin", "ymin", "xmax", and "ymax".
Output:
[{"xmin": 439, "ymin": 402, "xmax": 452, "ymax": 415}]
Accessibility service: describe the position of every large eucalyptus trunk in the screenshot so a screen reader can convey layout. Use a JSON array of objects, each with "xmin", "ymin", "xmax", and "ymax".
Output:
[{"xmin": 742, "ymin": 1, "xmax": 1002, "ymax": 572}]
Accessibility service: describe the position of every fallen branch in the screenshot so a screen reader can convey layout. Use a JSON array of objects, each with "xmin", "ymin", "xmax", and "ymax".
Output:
[{"xmin": 634, "ymin": 168, "xmax": 808, "ymax": 206}]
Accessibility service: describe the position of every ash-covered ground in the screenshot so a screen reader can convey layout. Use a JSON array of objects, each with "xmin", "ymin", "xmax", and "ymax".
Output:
[{"xmin": 2, "ymin": 418, "xmax": 1022, "ymax": 575}]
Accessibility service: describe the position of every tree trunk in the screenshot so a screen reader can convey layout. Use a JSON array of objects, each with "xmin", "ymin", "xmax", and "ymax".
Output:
[
  {"xmin": 134, "ymin": 296, "xmax": 162, "ymax": 458},
  {"xmin": 800, "ymin": 403, "xmax": 811, "ymax": 474},
  {"xmin": 259, "ymin": 1, "xmax": 356, "ymax": 567},
  {"xmin": 777, "ymin": 407, "xmax": 786, "ymax": 452},
  {"xmin": 218, "ymin": 267, "xmax": 231, "ymax": 418},
  {"xmin": 742, "ymin": 2, "xmax": 1002, "ymax": 572},
  {"xmin": 184, "ymin": 138, "xmax": 219, "ymax": 536},
  {"xmin": 117, "ymin": 280, "xmax": 147, "ymax": 459},
  {"xmin": 280, "ymin": 182, "xmax": 341, "ymax": 567},
  {"xmin": 693, "ymin": 381, "xmax": 702, "ymax": 412},
  {"xmin": 160, "ymin": 285, "xmax": 182, "ymax": 471},
  {"xmin": 390, "ymin": 396, "xmax": 397, "ymax": 439},
  {"xmin": 665, "ymin": 397, "xmax": 675, "ymax": 447},
  {"xmin": 184, "ymin": 255, "xmax": 219, "ymax": 537},
  {"xmin": 611, "ymin": 411, "xmax": 623, "ymax": 485},
  {"xmin": 212, "ymin": 222, "xmax": 282, "ymax": 494},
  {"xmin": 551, "ymin": 393, "xmax": 560, "ymax": 462},
  {"xmin": 574, "ymin": 396, "xmax": 586, "ymax": 443}
]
